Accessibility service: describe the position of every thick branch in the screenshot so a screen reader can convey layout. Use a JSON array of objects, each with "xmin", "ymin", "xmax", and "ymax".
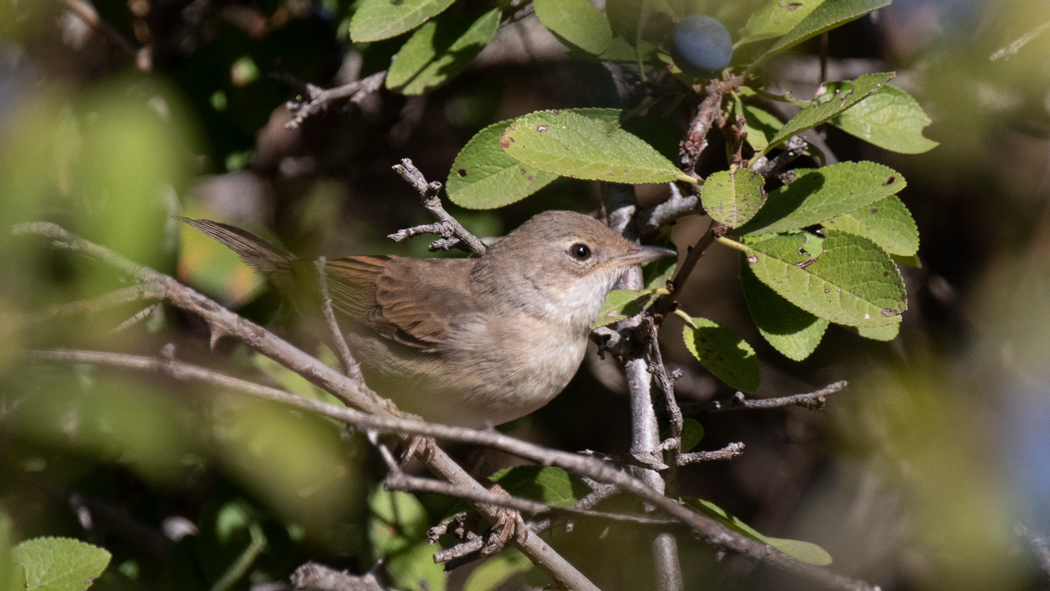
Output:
[{"xmin": 388, "ymin": 159, "xmax": 488, "ymax": 255}]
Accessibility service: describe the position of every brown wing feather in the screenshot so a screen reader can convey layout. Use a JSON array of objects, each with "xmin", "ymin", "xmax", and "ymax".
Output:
[{"xmin": 325, "ymin": 256, "xmax": 477, "ymax": 352}]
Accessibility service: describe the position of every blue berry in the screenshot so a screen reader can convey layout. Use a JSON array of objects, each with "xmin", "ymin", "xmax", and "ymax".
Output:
[{"xmin": 671, "ymin": 15, "xmax": 733, "ymax": 75}]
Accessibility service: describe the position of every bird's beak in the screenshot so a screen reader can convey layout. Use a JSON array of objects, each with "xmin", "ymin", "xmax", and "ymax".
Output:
[{"xmin": 615, "ymin": 244, "xmax": 678, "ymax": 267}]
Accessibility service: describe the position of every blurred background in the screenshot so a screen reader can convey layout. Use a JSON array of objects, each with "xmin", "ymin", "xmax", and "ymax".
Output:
[{"xmin": 2, "ymin": 0, "xmax": 1050, "ymax": 589}]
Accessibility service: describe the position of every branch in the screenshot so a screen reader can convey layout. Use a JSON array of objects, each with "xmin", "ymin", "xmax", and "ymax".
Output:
[
  {"xmin": 385, "ymin": 473, "xmax": 674, "ymax": 527},
  {"xmin": 290, "ymin": 562, "xmax": 389, "ymax": 591},
  {"xmin": 636, "ymin": 183, "xmax": 700, "ymax": 236},
  {"xmin": 313, "ymin": 257, "xmax": 364, "ymax": 382},
  {"xmin": 678, "ymin": 442, "xmax": 745, "ymax": 465},
  {"xmin": 25, "ymin": 347, "xmax": 879, "ymax": 591},
  {"xmin": 273, "ymin": 70, "xmax": 387, "ymax": 130},
  {"xmin": 14, "ymin": 222, "xmax": 598, "ymax": 591},
  {"xmin": 18, "ymin": 284, "xmax": 164, "ymax": 328},
  {"xmin": 434, "ymin": 484, "xmax": 621, "ymax": 567},
  {"xmin": 388, "ymin": 159, "xmax": 488, "ymax": 255},
  {"xmin": 683, "ymin": 381, "xmax": 848, "ymax": 414},
  {"xmin": 752, "ymin": 135, "xmax": 808, "ymax": 179}
]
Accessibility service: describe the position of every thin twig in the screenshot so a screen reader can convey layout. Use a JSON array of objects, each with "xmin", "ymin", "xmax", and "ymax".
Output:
[
  {"xmin": 19, "ymin": 284, "xmax": 164, "ymax": 328},
  {"xmin": 385, "ymin": 473, "xmax": 674, "ymax": 527},
  {"xmin": 314, "ymin": 256, "xmax": 364, "ymax": 382},
  {"xmin": 678, "ymin": 442, "xmax": 746, "ymax": 465},
  {"xmin": 25, "ymin": 348, "xmax": 879, "ymax": 591},
  {"xmin": 636, "ymin": 183, "xmax": 700, "ymax": 236},
  {"xmin": 752, "ymin": 135, "xmax": 808, "ymax": 179},
  {"xmin": 274, "ymin": 70, "xmax": 387, "ymax": 129},
  {"xmin": 389, "ymin": 159, "xmax": 488, "ymax": 255},
  {"xmin": 683, "ymin": 381, "xmax": 848, "ymax": 414},
  {"xmin": 991, "ymin": 20, "xmax": 1050, "ymax": 61},
  {"xmin": 110, "ymin": 304, "xmax": 160, "ymax": 334}
]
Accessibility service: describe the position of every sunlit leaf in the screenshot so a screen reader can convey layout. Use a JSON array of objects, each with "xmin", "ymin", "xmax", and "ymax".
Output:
[
  {"xmin": 690, "ymin": 498, "xmax": 833, "ymax": 565},
  {"xmin": 821, "ymin": 195, "xmax": 919, "ymax": 256},
  {"xmin": 740, "ymin": 231, "xmax": 907, "ymax": 327},
  {"xmin": 489, "ymin": 466, "xmax": 587, "ymax": 509},
  {"xmin": 386, "ymin": 7, "xmax": 501, "ymax": 95},
  {"xmin": 595, "ymin": 289, "xmax": 653, "ymax": 327},
  {"xmin": 830, "ymin": 84, "xmax": 939, "ymax": 154},
  {"xmin": 500, "ymin": 109, "xmax": 688, "ymax": 184},
  {"xmin": 737, "ymin": 161, "xmax": 905, "ymax": 236},
  {"xmin": 12, "ymin": 537, "xmax": 111, "ymax": 591},
  {"xmin": 848, "ymin": 323, "xmax": 900, "ymax": 341},
  {"xmin": 446, "ymin": 120, "xmax": 558, "ymax": 209},
  {"xmin": 701, "ymin": 167, "xmax": 766, "ymax": 228},
  {"xmin": 535, "ymin": 0, "xmax": 612, "ymax": 55},
  {"xmin": 741, "ymin": 261, "xmax": 828, "ymax": 360},
  {"xmin": 739, "ymin": 103, "xmax": 784, "ymax": 152},
  {"xmin": 682, "ymin": 316, "xmax": 760, "ymax": 392},
  {"xmin": 760, "ymin": 73, "xmax": 894, "ymax": 155},
  {"xmin": 349, "ymin": 0, "xmax": 456, "ymax": 42},
  {"xmin": 752, "ymin": 0, "xmax": 890, "ymax": 65},
  {"xmin": 739, "ymin": 0, "xmax": 826, "ymax": 45},
  {"xmin": 462, "ymin": 550, "xmax": 533, "ymax": 591}
]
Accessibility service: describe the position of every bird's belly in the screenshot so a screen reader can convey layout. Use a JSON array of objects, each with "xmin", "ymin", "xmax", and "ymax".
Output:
[{"xmin": 348, "ymin": 324, "xmax": 587, "ymax": 428}]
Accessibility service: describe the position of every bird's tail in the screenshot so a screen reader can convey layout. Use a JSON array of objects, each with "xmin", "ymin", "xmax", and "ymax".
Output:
[{"xmin": 177, "ymin": 217, "xmax": 297, "ymax": 287}]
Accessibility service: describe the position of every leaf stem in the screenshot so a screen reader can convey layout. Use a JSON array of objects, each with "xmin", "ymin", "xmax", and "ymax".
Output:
[{"xmin": 715, "ymin": 236, "xmax": 750, "ymax": 253}]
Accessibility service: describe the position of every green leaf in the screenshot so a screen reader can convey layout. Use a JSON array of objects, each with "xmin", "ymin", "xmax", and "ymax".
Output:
[
  {"xmin": 821, "ymin": 195, "xmax": 919, "ymax": 256},
  {"xmin": 737, "ymin": 161, "xmax": 905, "ymax": 236},
  {"xmin": 641, "ymin": 253, "xmax": 677, "ymax": 291},
  {"xmin": 446, "ymin": 120, "xmax": 559, "ymax": 209},
  {"xmin": 535, "ymin": 0, "xmax": 612, "ymax": 55},
  {"xmin": 690, "ymin": 498, "xmax": 833, "ymax": 566},
  {"xmin": 369, "ymin": 488, "xmax": 430, "ymax": 556},
  {"xmin": 741, "ymin": 260, "xmax": 829, "ymax": 360},
  {"xmin": 740, "ymin": 230, "xmax": 907, "ymax": 327},
  {"xmin": 489, "ymin": 466, "xmax": 586, "ymax": 509},
  {"xmin": 349, "ymin": 0, "xmax": 457, "ymax": 43},
  {"xmin": 760, "ymin": 72, "xmax": 895, "ymax": 155},
  {"xmin": 892, "ymin": 253, "xmax": 921, "ymax": 268},
  {"xmin": 680, "ymin": 418, "xmax": 705, "ymax": 453},
  {"xmin": 701, "ymin": 167, "xmax": 766, "ymax": 228},
  {"xmin": 848, "ymin": 323, "xmax": 899, "ymax": 341},
  {"xmin": 386, "ymin": 542, "xmax": 446, "ymax": 591},
  {"xmin": 740, "ymin": 103, "xmax": 784, "ymax": 152},
  {"xmin": 595, "ymin": 289, "xmax": 653, "ymax": 327},
  {"xmin": 830, "ymin": 84, "xmax": 938, "ymax": 154},
  {"xmin": 12, "ymin": 537, "xmax": 111, "ymax": 591},
  {"xmin": 462, "ymin": 550, "xmax": 534, "ymax": 591},
  {"xmin": 500, "ymin": 109, "xmax": 688, "ymax": 184},
  {"xmin": 605, "ymin": 0, "xmax": 676, "ymax": 44},
  {"xmin": 386, "ymin": 7, "xmax": 501, "ymax": 95},
  {"xmin": 682, "ymin": 316, "xmax": 760, "ymax": 393},
  {"xmin": 753, "ymin": 0, "xmax": 890, "ymax": 65},
  {"xmin": 739, "ymin": 0, "xmax": 826, "ymax": 45}
]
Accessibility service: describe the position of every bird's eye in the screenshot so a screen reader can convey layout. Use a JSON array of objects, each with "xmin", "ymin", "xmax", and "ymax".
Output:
[{"xmin": 570, "ymin": 243, "xmax": 592, "ymax": 261}]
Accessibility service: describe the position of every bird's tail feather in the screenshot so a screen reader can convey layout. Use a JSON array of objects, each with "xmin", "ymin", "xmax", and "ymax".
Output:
[{"xmin": 177, "ymin": 217, "xmax": 295, "ymax": 281}]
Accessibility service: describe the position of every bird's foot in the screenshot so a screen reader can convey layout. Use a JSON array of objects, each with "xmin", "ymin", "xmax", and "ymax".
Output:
[
  {"xmin": 399, "ymin": 435, "xmax": 437, "ymax": 467},
  {"xmin": 479, "ymin": 484, "xmax": 527, "ymax": 556}
]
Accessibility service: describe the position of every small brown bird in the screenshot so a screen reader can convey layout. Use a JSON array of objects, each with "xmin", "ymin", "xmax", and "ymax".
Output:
[{"xmin": 181, "ymin": 211, "xmax": 675, "ymax": 427}]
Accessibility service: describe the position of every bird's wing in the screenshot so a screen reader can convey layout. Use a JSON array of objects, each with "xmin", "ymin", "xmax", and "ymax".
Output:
[{"xmin": 325, "ymin": 256, "xmax": 478, "ymax": 352}]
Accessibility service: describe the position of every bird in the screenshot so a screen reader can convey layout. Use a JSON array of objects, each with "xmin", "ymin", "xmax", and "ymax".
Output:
[{"xmin": 180, "ymin": 210, "xmax": 675, "ymax": 427}]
